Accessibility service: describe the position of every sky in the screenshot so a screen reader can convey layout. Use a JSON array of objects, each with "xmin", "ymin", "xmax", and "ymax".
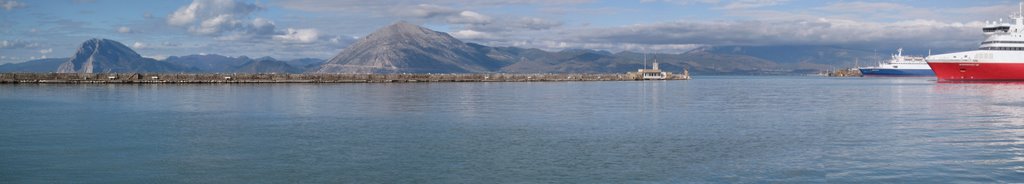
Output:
[{"xmin": 0, "ymin": 0, "xmax": 1020, "ymax": 64}]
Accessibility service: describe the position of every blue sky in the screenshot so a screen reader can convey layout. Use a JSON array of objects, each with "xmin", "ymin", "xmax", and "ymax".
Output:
[{"xmin": 0, "ymin": 0, "xmax": 1020, "ymax": 64}]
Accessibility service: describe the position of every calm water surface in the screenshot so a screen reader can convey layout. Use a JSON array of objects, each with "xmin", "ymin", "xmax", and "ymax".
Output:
[{"xmin": 1, "ymin": 76, "xmax": 1023, "ymax": 183}]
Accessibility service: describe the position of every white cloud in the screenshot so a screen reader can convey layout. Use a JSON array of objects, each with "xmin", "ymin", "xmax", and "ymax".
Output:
[
  {"xmin": 806, "ymin": 2, "xmax": 1016, "ymax": 23},
  {"xmin": 277, "ymin": 0, "xmax": 594, "ymax": 12},
  {"xmin": 451, "ymin": 29, "xmax": 495, "ymax": 40},
  {"xmin": 189, "ymin": 14, "xmax": 233, "ymax": 35},
  {"xmin": 446, "ymin": 11, "xmax": 493, "ymax": 24},
  {"xmin": 146, "ymin": 55, "xmax": 169, "ymax": 60},
  {"xmin": 132, "ymin": 42, "xmax": 147, "ymax": 49},
  {"xmin": 720, "ymin": 0, "xmax": 788, "ymax": 10},
  {"xmin": 395, "ymin": 4, "xmax": 499, "ymax": 26},
  {"xmin": 273, "ymin": 28, "xmax": 320, "ymax": 43},
  {"xmin": 1, "ymin": 40, "xmax": 12, "ymax": 48},
  {"xmin": 162, "ymin": 42, "xmax": 181, "ymax": 47},
  {"xmin": 167, "ymin": 0, "xmax": 263, "ymax": 26},
  {"xmin": 0, "ymin": 40, "xmax": 40, "ymax": 49},
  {"xmin": 168, "ymin": 0, "xmax": 325, "ymax": 44},
  {"xmin": 570, "ymin": 18, "xmax": 982, "ymax": 50},
  {"xmin": 167, "ymin": 1, "xmax": 199, "ymax": 26},
  {"xmin": 641, "ymin": 0, "xmax": 719, "ymax": 5},
  {"xmin": 2, "ymin": 0, "xmax": 25, "ymax": 11},
  {"xmin": 168, "ymin": 0, "xmax": 272, "ymax": 37},
  {"xmin": 450, "ymin": 18, "xmax": 561, "ymax": 38},
  {"xmin": 117, "ymin": 26, "xmax": 133, "ymax": 33},
  {"xmin": 393, "ymin": 3, "xmax": 566, "ymax": 41},
  {"xmin": 812, "ymin": 2, "xmax": 936, "ymax": 21},
  {"xmin": 38, "ymin": 48, "xmax": 51, "ymax": 54},
  {"xmin": 184, "ymin": 12, "xmax": 276, "ymax": 37},
  {"xmin": 818, "ymin": 1, "xmax": 907, "ymax": 11},
  {"xmin": 329, "ymin": 36, "xmax": 358, "ymax": 45},
  {"xmin": 514, "ymin": 17, "xmax": 562, "ymax": 30},
  {"xmin": 403, "ymin": 4, "xmax": 459, "ymax": 18}
]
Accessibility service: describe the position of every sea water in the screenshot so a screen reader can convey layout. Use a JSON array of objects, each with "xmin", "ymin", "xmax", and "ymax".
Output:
[{"xmin": 1, "ymin": 76, "xmax": 1022, "ymax": 183}]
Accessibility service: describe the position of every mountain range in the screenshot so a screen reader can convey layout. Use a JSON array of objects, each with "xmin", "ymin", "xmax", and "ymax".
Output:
[
  {"xmin": 0, "ymin": 41, "xmax": 325, "ymax": 74},
  {"xmin": 1, "ymin": 22, "xmax": 885, "ymax": 75}
]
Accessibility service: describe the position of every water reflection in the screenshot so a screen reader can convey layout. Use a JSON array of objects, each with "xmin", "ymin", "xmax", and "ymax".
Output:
[
  {"xmin": 931, "ymin": 82, "xmax": 1024, "ymax": 180},
  {"xmin": 3, "ymin": 77, "xmax": 1024, "ymax": 183}
]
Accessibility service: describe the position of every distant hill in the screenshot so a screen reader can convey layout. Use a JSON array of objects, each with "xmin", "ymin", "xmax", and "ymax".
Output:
[
  {"xmin": 0, "ymin": 58, "xmax": 67, "ymax": 72},
  {"xmin": 164, "ymin": 54, "xmax": 252, "ymax": 73},
  {"xmin": 313, "ymin": 21, "xmax": 508, "ymax": 73},
  {"xmin": 233, "ymin": 57, "xmax": 303, "ymax": 73},
  {"xmin": 689, "ymin": 45, "xmax": 882, "ymax": 71},
  {"xmin": 166, "ymin": 55, "xmax": 321, "ymax": 73},
  {"xmin": 489, "ymin": 47, "xmax": 783, "ymax": 74},
  {"xmin": 57, "ymin": 38, "xmax": 192, "ymax": 73},
  {"xmin": 488, "ymin": 45, "xmax": 886, "ymax": 75},
  {"xmin": 283, "ymin": 58, "xmax": 325, "ymax": 70}
]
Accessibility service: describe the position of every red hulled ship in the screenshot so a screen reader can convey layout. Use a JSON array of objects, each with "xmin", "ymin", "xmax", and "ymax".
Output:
[{"xmin": 927, "ymin": 2, "xmax": 1024, "ymax": 81}]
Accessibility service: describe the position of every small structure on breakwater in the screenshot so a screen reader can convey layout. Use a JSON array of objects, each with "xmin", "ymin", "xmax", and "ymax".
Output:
[{"xmin": 626, "ymin": 61, "xmax": 691, "ymax": 80}]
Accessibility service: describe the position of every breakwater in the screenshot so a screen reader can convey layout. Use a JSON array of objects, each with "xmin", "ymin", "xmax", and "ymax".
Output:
[{"xmin": 0, "ymin": 73, "xmax": 688, "ymax": 83}]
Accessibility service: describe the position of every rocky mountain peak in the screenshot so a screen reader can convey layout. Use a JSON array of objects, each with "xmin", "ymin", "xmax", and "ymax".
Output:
[
  {"xmin": 56, "ymin": 38, "xmax": 188, "ymax": 73},
  {"xmin": 313, "ymin": 21, "xmax": 506, "ymax": 73},
  {"xmin": 373, "ymin": 21, "xmax": 438, "ymax": 37},
  {"xmin": 76, "ymin": 38, "xmax": 142, "ymax": 59},
  {"xmin": 358, "ymin": 21, "xmax": 465, "ymax": 49}
]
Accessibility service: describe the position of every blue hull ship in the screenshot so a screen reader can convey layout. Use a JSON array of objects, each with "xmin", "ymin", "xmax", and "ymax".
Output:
[
  {"xmin": 857, "ymin": 48, "xmax": 934, "ymax": 77},
  {"xmin": 859, "ymin": 68, "xmax": 935, "ymax": 76}
]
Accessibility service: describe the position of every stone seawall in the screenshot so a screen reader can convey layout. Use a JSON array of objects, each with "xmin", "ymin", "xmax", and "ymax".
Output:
[{"xmin": 0, "ymin": 73, "xmax": 687, "ymax": 83}]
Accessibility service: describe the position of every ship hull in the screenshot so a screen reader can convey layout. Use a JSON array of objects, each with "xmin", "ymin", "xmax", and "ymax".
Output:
[
  {"xmin": 928, "ymin": 62, "xmax": 1024, "ymax": 81},
  {"xmin": 858, "ymin": 68, "xmax": 935, "ymax": 77}
]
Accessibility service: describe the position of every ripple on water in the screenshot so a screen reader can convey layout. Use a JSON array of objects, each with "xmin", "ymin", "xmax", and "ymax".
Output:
[{"xmin": 2, "ymin": 77, "xmax": 1024, "ymax": 183}]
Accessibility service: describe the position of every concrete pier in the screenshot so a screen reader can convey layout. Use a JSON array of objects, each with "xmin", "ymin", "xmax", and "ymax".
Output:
[{"xmin": 0, "ymin": 73, "xmax": 689, "ymax": 84}]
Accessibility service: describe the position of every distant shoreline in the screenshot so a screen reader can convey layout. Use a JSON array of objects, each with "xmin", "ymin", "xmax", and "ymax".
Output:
[{"xmin": 0, "ymin": 73, "xmax": 689, "ymax": 84}]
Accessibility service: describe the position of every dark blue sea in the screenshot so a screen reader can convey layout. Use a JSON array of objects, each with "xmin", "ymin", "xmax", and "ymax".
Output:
[{"xmin": 2, "ymin": 76, "xmax": 1023, "ymax": 183}]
